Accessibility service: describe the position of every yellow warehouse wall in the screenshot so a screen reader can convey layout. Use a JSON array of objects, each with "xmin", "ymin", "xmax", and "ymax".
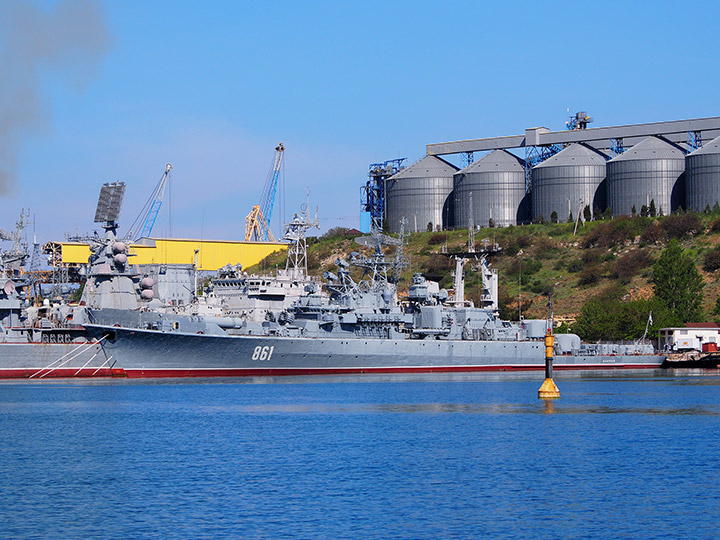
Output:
[{"xmin": 59, "ymin": 238, "xmax": 286, "ymax": 271}]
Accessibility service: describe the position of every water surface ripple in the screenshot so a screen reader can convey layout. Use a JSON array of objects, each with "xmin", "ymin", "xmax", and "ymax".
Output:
[{"xmin": 1, "ymin": 371, "xmax": 718, "ymax": 539}]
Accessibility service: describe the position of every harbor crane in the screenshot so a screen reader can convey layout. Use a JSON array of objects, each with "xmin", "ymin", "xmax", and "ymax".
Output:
[
  {"xmin": 245, "ymin": 142, "xmax": 284, "ymax": 242},
  {"xmin": 126, "ymin": 163, "xmax": 172, "ymax": 241}
]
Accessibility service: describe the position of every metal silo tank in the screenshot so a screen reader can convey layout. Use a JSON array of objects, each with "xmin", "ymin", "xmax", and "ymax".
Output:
[
  {"xmin": 452, "ymin": 150, "xmax": 527, "ymax": 229},
  {"xmin": 531, "ymin": 143, "xmax": 607, "ymax": 222},
  {"xmin": 686, "ymin": 135, "xmax": 720, "ymax": 212},
  {"xmin": 385, "ymin": 155, "xmax": 458, "ymax": 233},
  {"xmin": 606, "ymin": 136, "xmax": 685, "ymax": 217}
]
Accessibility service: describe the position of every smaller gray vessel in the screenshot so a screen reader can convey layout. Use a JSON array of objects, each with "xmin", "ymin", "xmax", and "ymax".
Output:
[
  {"xmin": 0, "ymin": 210, "xmax": 109, "ymax": 378},
  {"xmin": 206, "ymin": 204, "xmax": 325, "ymax": 321}
]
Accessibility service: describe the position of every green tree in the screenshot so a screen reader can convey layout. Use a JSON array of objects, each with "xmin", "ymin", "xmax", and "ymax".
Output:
[
  {"xmin": 573, "ymin": 287, "xmax": 678, "ymax": 341},
  {"xmin": 583, "ymin": 205, "xmax": 592, "ymax": 222},
  {"xmin": 651, "ymin": 239, "xmax": 704, "ymax": 322},
  {"xmin": 649, "ymin": 199, "xmax": 657, "ymax": 217},
  {"xmin": 550, "ymin": 210, "xmax": 558, "ymax": 224}
]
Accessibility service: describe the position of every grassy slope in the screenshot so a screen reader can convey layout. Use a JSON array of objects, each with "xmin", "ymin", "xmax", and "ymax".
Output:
[{"xmin": 247, "ymin": 213, "xmax": 720, "ymax": 323}]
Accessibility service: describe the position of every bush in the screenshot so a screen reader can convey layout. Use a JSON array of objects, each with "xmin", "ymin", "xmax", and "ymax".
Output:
[
  {"xmin": 321, "ymin": 227, "xmax": 349, "ymax": 238},
  {"xmin": 505, "ymin": 257, "xmax": 542, "ymax": 276},
  {"xmin": 424, "ymin": 254, "xmax": 452, "ymax": 275},
  {"xmin": 703, "ymin": 247, "xmax": 720, "ymax": 272},
  {"xmin": 581, "ymin": 217, "xmax": 639, "ymax": 248},
  {"xmin": 428, "ymin": 233, "xmax": 446, "ymax": 246},
  {"xmin": 581, "ymin": 248, "xmax": 603, "ymax": 264},
  {"xmin": 662, "ymin": 213, "xmax": 702, "ymax": 239},
  {"xmin": 566, "ymin": 258, "xmax": 584, "ymax": 273},
  {"xmin": 710, "ymin": 217, "xmax": 720, "ymax": 233},
  {"xmin": 577, "ymin": 264, "xmax": 604, "ymax": 286},
  {"xmin": 516, "ymin": 235, "xmax": 532, "ymax": 249},
  {"xmin": 529, "ymin": 236, "xmax": 558, "ymax": 260},
  {"xmin": 610, "ymin": 250, "xmax": 654, "ymax": 283},
  {"xmin": 640, "ymin": 222, "xmax": 666, "ymax": 244}
]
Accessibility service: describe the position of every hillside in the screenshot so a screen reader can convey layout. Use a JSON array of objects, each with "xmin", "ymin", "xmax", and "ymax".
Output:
[{"xmin": 247, "ymin": 211, "xmax": 720, "ymax": 329}]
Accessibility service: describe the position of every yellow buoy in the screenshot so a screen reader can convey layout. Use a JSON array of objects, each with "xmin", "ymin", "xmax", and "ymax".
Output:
[{"xmin": 538, "ymin": 330, "xmax": 560, "ymax": 399}]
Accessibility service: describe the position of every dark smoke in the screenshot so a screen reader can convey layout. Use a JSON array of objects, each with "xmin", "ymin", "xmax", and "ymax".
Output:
[{"xmin": 0, "ymin": 0, "xmax": 111, "ymax": 195}]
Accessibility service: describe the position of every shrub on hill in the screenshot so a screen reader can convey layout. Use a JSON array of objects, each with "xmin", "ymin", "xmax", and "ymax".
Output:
[
  {"xmin": 610, "ymin": 250, "xmax": 654, "ymax": 283},
  {"xmin": 711, "ymin": 217, "xmax": 720, "ymax": 233},
  {"xmin": 703, "ymin": 247, "xmax": 720, "ymax": 272},
  {"xmin": 640, "ymin": 221, "xmax": 666, "ymax": 244},
  {"xmin": 321, "ymin": 227, "xmax": 349, "ymax": 239},
  {"xmin": 566, "ymin": 258, "xmax": 584, "ymax": 273},
  {"xmin": 529, "ymin": 236, "xmax": 558, "ymax": 260},
  {"xmin": 581, "ymin": 217, "xmax": 639, "ymax": 248},
  {"xmin": 577, "ymin": 264, "xmax": 604, "ymax": 286},
  {"xmin": 505, "ymin": 257, "xmax": 542, "ymax": 276},
  {"xmin": 427, "ymin": 233, "xmax": 446, "ymax": 246},
  {"xmin": 662, "ymin": 213, "xmax": 702, "ymax": 239}
]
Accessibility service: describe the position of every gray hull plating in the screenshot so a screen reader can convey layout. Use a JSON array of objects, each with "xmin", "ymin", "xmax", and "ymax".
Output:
[
  {"xmin": 0, "ymin": 341, "xmax": 114, "ymax": 378},
  {"xmin": 93, "ymin": 326, "xmax": 663, "ymax": 377}
]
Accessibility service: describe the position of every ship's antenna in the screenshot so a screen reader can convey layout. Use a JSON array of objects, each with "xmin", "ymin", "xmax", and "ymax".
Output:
[{"xmin": 518, "ymin": 260, "xmax": 522, "ymax": 320}]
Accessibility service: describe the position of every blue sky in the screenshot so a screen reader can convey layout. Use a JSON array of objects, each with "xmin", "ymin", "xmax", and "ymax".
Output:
[{"xmin": 1, "ymin": 0, "xmax": 719, "ymax": 245}]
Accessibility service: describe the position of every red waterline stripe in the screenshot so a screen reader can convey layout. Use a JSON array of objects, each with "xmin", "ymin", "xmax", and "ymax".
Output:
[
  {"xmin": 0, "ymin": 364, "xmax": 662, "ymax": 379},
  {"xmin": 0, "ymin": 368, "xmax": 123, "ymax": 379},
  {"xmin": 123, "ymin": 363, "xmax": 662, "ymax": 378}
]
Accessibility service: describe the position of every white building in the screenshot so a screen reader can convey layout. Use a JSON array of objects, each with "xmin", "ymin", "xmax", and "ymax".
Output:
[{"xmin": 657, "ymin": 323, "xmax": 720, "ymax": 352}]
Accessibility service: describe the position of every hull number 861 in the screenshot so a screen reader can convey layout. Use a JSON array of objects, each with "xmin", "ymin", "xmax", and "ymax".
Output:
[{"xmin": 252, "ymin": 346, "xmax": 274, "ymax": 361}]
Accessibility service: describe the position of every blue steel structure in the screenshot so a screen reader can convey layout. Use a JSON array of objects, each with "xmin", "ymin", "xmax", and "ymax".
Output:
[
  {"xmin": 127, "ymin": 164, "xmax": 172, "ymax": 241},
  {"xmin": 687, "ymin": 130, "xmax": 702, "ymax": 153},
  {"xmin": 524, "ymin": 144, "xmax": 563, "ymax": 191},
  {"xmin": 609, "ymin": 138, "xmax": 625, "ymax": 158},
  {"xmin": 259, "ymin": 143, "xmax": 285, "ymax": 241},
  {"xmin": 361, "ymin": 158, "xmax": 406, "ymax": 232}
]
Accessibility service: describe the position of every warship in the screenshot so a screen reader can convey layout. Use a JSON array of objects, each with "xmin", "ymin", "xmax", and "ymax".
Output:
[
  {"xmin": 0, "ymin": 210, "xmax": 111, "ymax": 378},
  {"xmin": 85, "ymin": 226, "xmax": 665, "ymax": 378}
]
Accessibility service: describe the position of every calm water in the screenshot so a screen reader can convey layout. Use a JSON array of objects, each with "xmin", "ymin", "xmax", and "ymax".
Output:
[{"xmin": 1, "ymin": 371, "xmax": 719, "ymax": 539}]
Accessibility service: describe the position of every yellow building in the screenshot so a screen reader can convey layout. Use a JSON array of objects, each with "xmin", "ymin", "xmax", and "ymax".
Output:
[{"xmin": 45, "ymin": 237, "xmax": 286, "ymax": 272}]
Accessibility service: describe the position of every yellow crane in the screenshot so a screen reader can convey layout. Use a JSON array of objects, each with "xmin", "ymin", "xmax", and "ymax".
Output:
[{"xmin": 245, "ymin": 143, "xmax": 285, "ymax": 242}]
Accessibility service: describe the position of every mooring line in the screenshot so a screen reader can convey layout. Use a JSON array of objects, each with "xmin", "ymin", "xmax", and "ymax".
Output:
[
  {"xmin": 90, "ymin": 355, "xmax": 113, "ymax": 377},
  {"xmin": 72, "ymin": 349, "xmax": 103, "ymax": 377},
  {"xmin": 30, "ymin": 336, "xmax": 106, "ymax": 379}
]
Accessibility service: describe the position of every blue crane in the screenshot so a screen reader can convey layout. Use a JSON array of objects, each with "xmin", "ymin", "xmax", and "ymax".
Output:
[
  {"xmin": 126, "ymin": 163, "xmax": 172, "ymax": 241},
  {"xmin": 245, "ymin": 143, "xmax": 285, "ymax": 242}
]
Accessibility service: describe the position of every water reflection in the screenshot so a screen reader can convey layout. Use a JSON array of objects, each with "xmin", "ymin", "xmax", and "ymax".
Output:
[{"xmin": 204, "ymin": 402, "xmax": 720, "ymax": 416}]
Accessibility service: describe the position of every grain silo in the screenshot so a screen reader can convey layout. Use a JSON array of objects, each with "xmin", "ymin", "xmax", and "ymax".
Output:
[
  {"xmin": 686, "ymin": 135, "xmax": 720, "ymax": 212},
  {"xmin": 385, "ymin": 155, "xmax": 458, "ymax": 233},
  {"xmin": 531, "ymin": 143, "xmax": 607, "ymax": 222},
  {"xmin": 452, "ymin": 150, "xmax": 527, "ymax": 229},
  {"xmin": 606, "ymin": 136, "xmax": 685, "ymax": 216}
]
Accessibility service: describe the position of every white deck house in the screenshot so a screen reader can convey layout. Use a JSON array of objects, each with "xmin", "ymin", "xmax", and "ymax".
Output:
[{"xmin": 657, "ymin": 323, "xmax": 720, "ymax": 351}]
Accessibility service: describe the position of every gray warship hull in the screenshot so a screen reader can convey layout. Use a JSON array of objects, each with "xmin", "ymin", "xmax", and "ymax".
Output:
[
  {"xmin": 90, "ymin": 325, "xmax": 664, "ymax": 378},
  {"xmin": 0, "ymin": 340, "xmax": 117, "ymax": 378}
]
